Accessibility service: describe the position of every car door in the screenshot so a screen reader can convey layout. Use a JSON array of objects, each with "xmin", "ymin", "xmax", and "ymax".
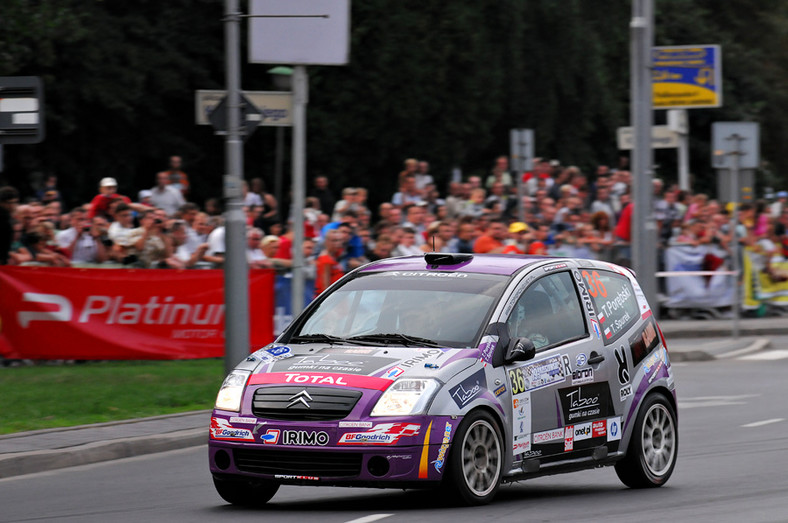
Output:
[{"xmin": 503, "ymin": 267, "xmax": 614, "ymax": 461}]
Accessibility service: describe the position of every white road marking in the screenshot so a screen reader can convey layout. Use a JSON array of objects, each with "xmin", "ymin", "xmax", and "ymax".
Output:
[
  {"xmin": 344, "ymin": 515, "xmax": 394, "ymax": 523},
  {"xmin": 678, "ymin": 394, "xmax": 759, "ymax": 410},
  {"xmin": 738, "ymin": 350, "xmax": 788, "ymax": 361},
  {"xmin": 742, "ymin": 418, "xmax": 785, "ymax": 428}
]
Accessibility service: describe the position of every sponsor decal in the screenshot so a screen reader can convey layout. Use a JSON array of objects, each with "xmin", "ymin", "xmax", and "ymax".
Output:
[
  {"xmin": 389, "ymin": 271, "xmax": 468, "ymax": 278},
  {"xmin": 576, "ymin": 353, "xmax": 588, "ymax": 367},
  {"xmin": 544, "ymin": 263, "xmax": 568, "ymax": 272},
  {"xmin": 448, "ymin": 369, "xmax": 487, "ymax": 408},
  {"xmin": 386, "ymin": 455, "xmax": 412, "ymax": 460},
  {"xmin": 574, "ymin": 422, "xmax": 593, "ymax": 441},
  {"xmin": 564, "ymin": 426, "xmax": 574, "ymax": 451},
  {"xmin": 478, "ymin": 335, "xmax": 498, "ymax": 363},
  {"xmin": 572, "ymin": 367, "xmax": 594, "ymax": 385},
  {"xmin": 338, "ymin": 421, "xmax": 373, "ymax": 428},
  {"xmin": 274, "ymin": 475, "xmax": 319, "ymax": 481},
  {"xmin": 321, "ymin": 347, "xmax": 375, "ymax": 354},
  {"xmin": 272, "ymin": 354, "xmax": 396, "ymax": 375},
  {"xmin": 590, "ymin": 319, "xmax": 601, "ymax": 339},
  {"xmin": 260, "ymin": 428, "xmax": 280, "ymax": 444},
  {"xmin": 399, "ymin": 349, "xmax": 445, "ymax": 369},
  {"xmin": 559, "ymin": 383, "xmax": 613, "ymax": 424},
  {"xmin": 281, "ymin": 430, "xmax": 330, "ymax": 446},
  {"xmin": 521, "ymin": 449, "xmax": 542, "ymax": 458},
  {"xmin": 513, "ymin": 436, "xmax": 531, "ymax": 455},
  {"xmin": 249, "ymin": 372, "xmax": 393, "ymax": 391},
  {"xmin": 418, "ymin": 422, "xmax": 433, "ymax": 479},
  {"xmin": 607, "ymin": 417, "xmax": 622, "ymax": 442},
  {"xmin": 573, "ymin": 270, "xmax": 597, "ymax": 318},
  {"xmin": 592, "ymin": 420, "xmax": 606, "ymax": 438},
  {"xmin": 533, "ymin": 428, "xmax": 564, "ymax": 444},
  {"xmin": 338, "ymin": 423, "xmax": 421, "ymax": 445},
  {"xmin": 619, "ymin": 385, "xmax": 633, "ymax": 401},
  {"xmin": 598, "ymin": 284, "xmax": 634, "ymax": 340},
  {"xmin": 494, "ymin": 384, "xmax": 507, "ymax": 397},
  {"xmin": 210, "ymin": 417, "xmax": 254, "ymax": 442},
  {"xmin": 383, "ymin": 366, "xmax": 405, "ymax": 379},
  {"xmin": 509, "ymin": 354, "xmax": 572, "ymax": 394},
  {"xmin": 631, "ymin": 278, "xmax": 652, "ymax": 318},
  {"xmin": 229, "ymin": 416, "xmax": 256, "ymax": 425},
  {"xmin": 629, "ymin": 317, "xmax": 659, "ymax": 367},
  {"xmin": 432, "ymin": 422, "xmax": 453, "ymax": 472},
  {"xmin": 512, "ymin": 394, "xmax": 531, "ymax": 439},
  {"xmin": 614, "ymin": 346, "xmax": 631, "ymax": 385}
]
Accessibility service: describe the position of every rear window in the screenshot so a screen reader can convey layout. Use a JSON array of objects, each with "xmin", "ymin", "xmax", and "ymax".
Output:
[{"xmin": 578, "ymin": 269, "xmax": 639, "ymax": 345}]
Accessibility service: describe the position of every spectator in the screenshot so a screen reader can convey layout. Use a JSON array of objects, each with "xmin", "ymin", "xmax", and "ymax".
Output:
[
  {"xmin": 56, "ymin": 210, "xmax": 110, "ymax": 264},
  {"xmin": 309, "ymin": 175, "xmax": 336, "ymax": 216},
  {"xmin": 392, "ymin": 226, "xmax": 423, "ymax": 256},
  {"xmin": 414, "ymin": 160, "xmax": 434, "ymax": 190},
  {"xmin": 402, "ymin": 202, "xmax": 428, "ymax": 246},
  {"xmin": 485, "ymin": 156, "xmax": 513, "ymax": 191},
  {"xmin": 391, "ymin": 174, "xmax": 423, "ymax": 208},
  {"xmin": 158, "ymin": 155, "xmax": 190, "ymax": 196},
  {"xmin": 367, "ymin": 234, "xmax": 395, "ymax": 261},
  {"xmin": 128, "ymin": 209, "xmax": 172, "ymax": 268},
  {"xmin": 315, "ymin": 229, "xmax": 345, "ymax": 296},
  {"xmin": 332, "ymin": 187, "xmax": 360, "ymax": 221},
  {"xmin": 107, "ymin": 203, "xmax": 137, "ymax": 262},
  {"xmin": 166, "ymin": 220, "xmax": 209, "ymax": 269},
  {"xmin": 87, "ymin": 178, "xmax": 133, "ymax": 220},
  {"xmin": 0, "ymin": 186, "xmax": 20, "ymax": 265},
  {"xmin": 502, "ymin": 222, "xmax": 530, "ymax": 254},
  {"xmin": 149, "ymin": 171, "xmax": 185, "ymax": 216},
  {"xmin": 20, "ymin": 223, "xmax": 71, "ymax": 266},
  {"xmin": 473, "ymin": 218, "xmax": 508, "ymax": 254},
  {"xmin": 246, "ymin": 228, "xmax": 270, "ymax": 269}
]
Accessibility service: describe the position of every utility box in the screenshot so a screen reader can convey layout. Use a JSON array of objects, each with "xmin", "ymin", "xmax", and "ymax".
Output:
[{"xmin": 0, "ymin": 76, "xmax": 45, "ymax": 144}]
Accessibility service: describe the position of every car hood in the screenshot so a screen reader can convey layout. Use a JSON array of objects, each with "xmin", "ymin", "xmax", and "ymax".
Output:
[{"xmin": 240, "ymin": 344, "xmax": 479, "ymax": 385}]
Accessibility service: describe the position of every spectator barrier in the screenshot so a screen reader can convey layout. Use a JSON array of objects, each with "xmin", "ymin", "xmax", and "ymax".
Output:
[
  {"xmin": 659, "ymin": 244, "xmax": 735, "ymax": 311},
  {"xmin": 742, "ymin": 247, "xmax": 788, "ymax": 311},
  {"xmin": 0, "ymin": 266, "xmax": 274, "ymax": 360}
]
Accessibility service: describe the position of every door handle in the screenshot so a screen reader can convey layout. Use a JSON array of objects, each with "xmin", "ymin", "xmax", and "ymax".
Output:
[{"xmin": 588, "ymin": 351, "xmax": 605, "ymax": 364}]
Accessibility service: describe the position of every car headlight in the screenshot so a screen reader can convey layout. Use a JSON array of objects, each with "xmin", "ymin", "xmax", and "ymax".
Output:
[
  {"xmin": 371, "ymin": 379, "xmax": 440, "ymax": 417},
  {"xmin": 214, "ymin": 370, "xmax": 251, "ymax": 412}
]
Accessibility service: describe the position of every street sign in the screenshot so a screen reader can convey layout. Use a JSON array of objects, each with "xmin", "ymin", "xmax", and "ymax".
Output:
[
  {"xmin": 248, "ymin": 0, "xmax": 350, "ymax": 65},
  {"xmin": 0, "ymin": 76, "xmax": 45, "ymax": 144},
  {"xmin": 208, "ymin": 94, "xmax": 263, "ymax": 139},
  {"xmin": 617, "ymin": 125, "xmax": 680, "ymax": 150},
  {"xmin": 509, "ymin": 128, "xmax": 534, "ymax": 173},
  {"xmin": 711, "ymin": 122, "xmax": 760, "ymax": 170},
  {"xmin": 652, "ymin": 45, "xmax": 722, "ymax": 109},
  {"xmin": 196, "ymin": 90, "xmax": 292, "ymax": 127}
]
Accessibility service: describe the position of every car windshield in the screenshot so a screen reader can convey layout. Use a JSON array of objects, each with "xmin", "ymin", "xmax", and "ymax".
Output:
[{"xmin": 289, "ymin": 271, "xmax": 510, "ymax": 348}]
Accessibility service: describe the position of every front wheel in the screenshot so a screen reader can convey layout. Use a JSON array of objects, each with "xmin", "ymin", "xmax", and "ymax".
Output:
[
  {"xmin": 615, "ymin": 393, "xmax": 678, "ymax": 488},
  {"xmin": 213, "ymin": 476, "xmax": 280, "ymax": 506},
  {"xmin": 442, "ymin": 410, "xmax": 503, "ymax": 505}
]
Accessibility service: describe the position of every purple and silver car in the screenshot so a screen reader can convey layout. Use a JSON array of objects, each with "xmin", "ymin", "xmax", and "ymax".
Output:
[{"xmin": 209, "ymin": 253, "xmax": 677, "ymax": 505}]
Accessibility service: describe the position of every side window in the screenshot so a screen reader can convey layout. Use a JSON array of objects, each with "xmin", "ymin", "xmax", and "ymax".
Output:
[
  {"xmin": 506, "ymin": 271, "xmax": 587, "ymax": 350},
  {"xmin": 579, "ymin": 269, "xmax": 640, "ymax": 345}
]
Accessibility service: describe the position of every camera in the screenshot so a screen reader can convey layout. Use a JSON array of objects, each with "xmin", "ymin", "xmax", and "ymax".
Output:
[{"xmin": 154, "ymin": 218, "xmax": 163, "ymax": 225}]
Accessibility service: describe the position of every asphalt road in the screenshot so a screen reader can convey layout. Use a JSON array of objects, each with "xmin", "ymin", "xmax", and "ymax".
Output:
[{"xmin": 3, "ymin": 352, "xmax": 788, "ymax": 523}]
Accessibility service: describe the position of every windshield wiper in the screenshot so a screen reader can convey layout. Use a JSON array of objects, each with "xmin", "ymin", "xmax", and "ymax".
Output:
[
  {"xmin": 288, "ymin": 333, "xmax": 382, "ymax": 347},
  {"xmin": 288, "ymin": 333, "xmax": 352, "ymax": 345},
  {"xmin": 348, "ymin": 333, "xmax": 444, "ymax": 348}
]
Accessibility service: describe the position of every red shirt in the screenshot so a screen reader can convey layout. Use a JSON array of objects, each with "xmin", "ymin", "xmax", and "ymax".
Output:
[
  {"xmin": 614, "ymin": 203, "xmax": 633, "ymax": 242},
  {"xmin": 473, "ymin": 235, "xmax": 504, "ymax": 254},
  {"xmin": 315, "ymin": 253, "xmax": 343, "ymax": 296},
  {"xmin": 88, "ymin": 193, "xmax": 131, "ymax": 219}
]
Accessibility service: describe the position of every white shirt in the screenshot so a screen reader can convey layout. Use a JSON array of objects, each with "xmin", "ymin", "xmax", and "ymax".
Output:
[
  {"xmin": 149, "ymin": 185, "xmax": 185, "ymax": 216},
  {"xmin": 56, "ymin": 227, "xmax": 100, "ymax": 263},
  {"xmin": 108, "ymin": 221, "xmax": 136, "ymax": 247},
  {"xmin": 207, "ymin": 226, "xmax": 226, "ymax": 256}
]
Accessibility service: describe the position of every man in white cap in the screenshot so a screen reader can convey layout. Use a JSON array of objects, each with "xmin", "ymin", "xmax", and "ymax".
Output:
[{"xmin": 87, "ymin": 177, "xmax": 133, "ymax": 220}]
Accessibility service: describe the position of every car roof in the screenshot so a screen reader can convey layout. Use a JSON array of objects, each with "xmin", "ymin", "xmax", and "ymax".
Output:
[{"xmin": 358, "ymin": 253, "xmax": 558, "ymax": 277}]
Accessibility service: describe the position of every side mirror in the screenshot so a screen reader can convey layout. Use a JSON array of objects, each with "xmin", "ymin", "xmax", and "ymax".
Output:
[{"xmin": 505, "ymin": 337, "xmax": 536, "ymax": 364}]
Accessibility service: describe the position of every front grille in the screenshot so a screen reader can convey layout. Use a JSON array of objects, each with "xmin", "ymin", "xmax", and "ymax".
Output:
[
  {"xmin": 234, "ymin": 448, "xmax": 363, "ymax": 477},
  {"xmin": 252, "ymin": 386, "xmax": 363, "ymax": 420}
]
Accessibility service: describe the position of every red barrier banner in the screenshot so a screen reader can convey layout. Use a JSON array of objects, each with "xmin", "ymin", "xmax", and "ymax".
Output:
[{"xmin": 0, "ymin": 267, "xmax": 275, "ymax": 360}]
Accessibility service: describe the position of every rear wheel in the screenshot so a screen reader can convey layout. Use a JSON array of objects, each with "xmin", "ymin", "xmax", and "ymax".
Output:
[
  {"xmin": 443, "ymin": 410, "xmax": 503, "ymax": 505},
  {"xmin": 615, "ymin": 393, "xmax": 678, "ymax": 488},
  {"xmin": 213, "ymin": 476, "xmax": 280, "ymax": 506}
]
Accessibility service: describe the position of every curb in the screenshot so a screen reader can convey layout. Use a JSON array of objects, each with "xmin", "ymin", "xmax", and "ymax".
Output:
[
  {"xmin": 717, "ymin": 338, "xmax": 771, "ymax": 359},
  {"xmin": 669, "ymin": 337, "xmax": 771, "ymax": 363},
  {"xmin": 0, "ymin": 428, "xmax": 206, "ymax": 479}
]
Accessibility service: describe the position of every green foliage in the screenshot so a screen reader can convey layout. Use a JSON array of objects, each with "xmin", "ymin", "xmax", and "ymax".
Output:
[
  {"xmin": 0, "ymin": 360, "xmax": 224, "ymax": 434},
  {"xmin": 1, "ymin": 1, "xmax": 787, "ymax": 206}
]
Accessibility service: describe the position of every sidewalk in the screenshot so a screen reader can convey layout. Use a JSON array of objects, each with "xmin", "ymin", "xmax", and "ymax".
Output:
[{"xmin": 2, "ymin": 316, "xmax": 787, "ymax": 480}]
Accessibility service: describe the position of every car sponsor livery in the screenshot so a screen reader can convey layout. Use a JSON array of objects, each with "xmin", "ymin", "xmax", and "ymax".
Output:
[{"xmin": 209, "ymin": 255, "xmax": 677, "ymax": 506}]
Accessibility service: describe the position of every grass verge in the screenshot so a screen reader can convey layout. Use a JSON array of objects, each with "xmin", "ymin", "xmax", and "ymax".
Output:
[{"xmin": 0, "ymin": 359, "xmax": 225, "ymax": 435}]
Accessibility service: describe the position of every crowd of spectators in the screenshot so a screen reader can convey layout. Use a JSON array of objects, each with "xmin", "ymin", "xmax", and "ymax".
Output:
[{"xmin": 3, "ymin": 153, "xmax": 788, "ymax": 299}]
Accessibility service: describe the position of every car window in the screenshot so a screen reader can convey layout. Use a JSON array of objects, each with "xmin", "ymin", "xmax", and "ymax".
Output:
[
  {"xmin": 578, "ymin": 269, "xmax": 640, "ymax": 345},
  {"xmin": 506, "ymin": 271, "xmax": 586, "ymax": 350},
  {"xmin": 292, "ymin": 271, "xmax": 510, "ymax": 348}
]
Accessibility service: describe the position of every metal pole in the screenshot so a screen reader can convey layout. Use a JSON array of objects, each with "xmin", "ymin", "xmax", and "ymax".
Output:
[
  {"xmin": 274, "ymin": 126, "xmax": 284, "ymax": 221},
  {"xmin": 290, "ymin": 65, "xmax": 308, "ymax": 316},
  {"xmin": 678, "ymin": 132, "xmax": 690, "ymax": 191},
  {"xmin": 223, "ymin": 0, "xmax": 250, "ymax": 375},
  {"xmin": 729, "ymin": 135, "xmax": 741, "ymax": 339},
  {"xmin": 630, "ymin": 0, "xmax": 658, "ymax": 315}
]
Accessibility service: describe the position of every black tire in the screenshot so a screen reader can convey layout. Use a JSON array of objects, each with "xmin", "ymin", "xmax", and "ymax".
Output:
[
  {"xmin": 442, "ymin": 410, "xmax": 503, "ymax": 505},
  {"xmin": 213, "ymin": 476, "xmax": 280, "ymax": 506},
  {"xmin": 615, "ymin": 393, "xmax": 678, "ymax": 488}
]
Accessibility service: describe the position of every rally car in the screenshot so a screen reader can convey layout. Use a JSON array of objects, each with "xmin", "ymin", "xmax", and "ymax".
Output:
[{"xmin": 209, "ymin": 253, "xmax": 677, "ymax": 505}]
